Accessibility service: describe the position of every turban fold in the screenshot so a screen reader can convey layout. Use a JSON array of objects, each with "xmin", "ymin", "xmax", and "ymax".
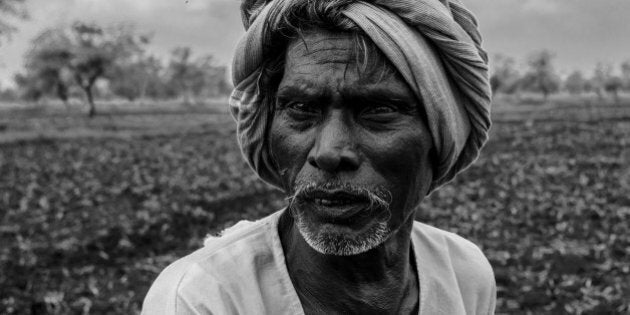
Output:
[{"xmin": 230, "ymin": 0, "xmax": 492, "ymax": 192}]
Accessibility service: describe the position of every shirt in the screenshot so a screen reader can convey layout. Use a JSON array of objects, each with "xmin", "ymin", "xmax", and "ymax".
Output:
[{"xmin": 142, "ymin": 209, "xmax": 496, "ymax": 314}]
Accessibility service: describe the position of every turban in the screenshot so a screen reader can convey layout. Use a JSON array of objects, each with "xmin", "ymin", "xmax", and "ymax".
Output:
[{"xmin": 230, "ymin": 0, "xmax": 492, "ymax": 192}]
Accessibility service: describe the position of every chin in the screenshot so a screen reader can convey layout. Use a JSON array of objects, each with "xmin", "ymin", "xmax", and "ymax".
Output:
[{"xmin": 291, "ymin": 204, "xmax": 392, "ymax": 256}]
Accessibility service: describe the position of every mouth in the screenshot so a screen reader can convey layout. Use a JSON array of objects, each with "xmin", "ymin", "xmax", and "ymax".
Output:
[{"xmin": 301, "ymin": 190, "xmax": 373, "ymax": 223}]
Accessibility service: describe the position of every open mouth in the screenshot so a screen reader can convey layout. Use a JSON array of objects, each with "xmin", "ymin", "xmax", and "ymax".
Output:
[{"xmin": 301, "ymin": 190, "xmax": 372, "ymax": 222}]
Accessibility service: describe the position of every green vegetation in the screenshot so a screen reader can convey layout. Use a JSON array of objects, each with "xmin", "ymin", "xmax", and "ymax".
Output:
[{"xmin": 1, "ymin": 99, "xmax": 629, "ymax": 314}]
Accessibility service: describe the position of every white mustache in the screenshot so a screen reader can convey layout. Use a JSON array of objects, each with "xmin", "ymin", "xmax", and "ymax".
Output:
[{"xmin": 287, "ymin": 181, "xmax": 392, "ymax": 211}]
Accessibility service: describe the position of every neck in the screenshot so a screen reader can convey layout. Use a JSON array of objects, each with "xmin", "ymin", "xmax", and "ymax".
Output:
[{"xmin": 278, "ymin": 211, "xmax": 419, "ymax": 314}]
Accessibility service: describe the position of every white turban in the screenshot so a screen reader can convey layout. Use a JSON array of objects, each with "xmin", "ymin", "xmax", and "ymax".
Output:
[{"xmin": 230, "ymin": 0, "xmax": 492, "ymax": 192}]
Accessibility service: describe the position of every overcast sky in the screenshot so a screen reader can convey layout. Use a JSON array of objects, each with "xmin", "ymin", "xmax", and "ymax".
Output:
[{"xmin": 1, "ymin": 0, "xmax": 629, "ymax": 87}]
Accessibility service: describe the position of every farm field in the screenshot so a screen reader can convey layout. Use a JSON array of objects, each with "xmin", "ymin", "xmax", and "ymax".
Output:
[{"xmin": 1, "ymin": 99, "xmax": 629, "ymax": 314}]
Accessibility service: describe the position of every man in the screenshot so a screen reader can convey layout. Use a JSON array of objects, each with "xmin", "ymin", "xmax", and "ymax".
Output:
[{"xmin": 143, "ymin": 0, "xmax": 495, "ymax": 314}]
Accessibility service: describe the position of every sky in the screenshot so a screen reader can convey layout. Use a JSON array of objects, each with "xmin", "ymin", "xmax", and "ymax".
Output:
[{"xmin": 1, "ymin": 0, "xmax": 629, "ymax": 87}]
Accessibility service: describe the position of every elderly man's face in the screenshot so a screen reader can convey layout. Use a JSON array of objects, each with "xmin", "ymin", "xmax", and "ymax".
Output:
[{"xmin": 270, "ymin": 30, "xmax": 434, "ymax": 255}]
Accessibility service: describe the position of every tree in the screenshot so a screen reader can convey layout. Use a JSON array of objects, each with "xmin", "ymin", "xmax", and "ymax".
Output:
[
  {"xmin": 17, "ymin": 28, "xmax": 73, "ymax": 104},
  {"xmin": 520, "ymin": 50, "xmax": 560, "ymax": 101},
  {"xmin": 110, "ymin": 54, "xmax": 167, "ymax": 101},
  {"xmin": 621, "ymin": 61, "xmax": 630, "ymax": 91},
  {"xmin": 490, "ymin": 54, "xmax": 521, "ymax": 95},
  {"xmin": 14, "ymin": 73, "xmax": 40, "ymax": 101},
  {"xmin": 166, "ymin": 47, "xmax": 197, "ymax": 104},
  {"xmin": 591, "ymin": 63, "xmax": 610, "ymax": 100},
  {"xmin": 0, "ymin": 82, "xmax": 17, "ymax": 101},
  {"xmin": 564, "ymin": 71, "xmax": 587, "ymax": 95},
  {"xmin": 604, "ymin": 76, "xmax": 623, "ymax": 103},
  {"xmin": 17, "ymin": 22, "xmax": 148, "ymax": 116},
  {"xmin": 70, "ymin": 22, "xmax": 146, "ymax": 116},
  {"xmin": 591, "ymin": 63, "xmax": 623, "ymax": 102},
  {"xmin": 0, "ymin": 0, "xmax": 28, "ymax": 43},
  {"xmin": 189, "ymin": 55, "xmax": 231, "ymax": 98},
  {"xmin": 165, "ymin": 47, "xmax": 231, "ymax": 104}
]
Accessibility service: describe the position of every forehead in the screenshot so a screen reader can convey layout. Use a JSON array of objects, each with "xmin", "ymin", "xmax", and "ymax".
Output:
[
  {"xmin": 286, "ymin": 31, "xmax": 357, "ymax": 65},
  {"xmin": 282, "ymin": 30, "xmax": 408, "ymax": 95}
]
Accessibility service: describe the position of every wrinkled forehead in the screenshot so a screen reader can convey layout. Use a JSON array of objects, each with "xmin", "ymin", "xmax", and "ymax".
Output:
[
  {"xmin": 284, "ymin": 29, "xmax": 397, "ymax": 80},
  {"xmin": 286, "ymin": 31, "xmax": 356, "ymax": 64}
]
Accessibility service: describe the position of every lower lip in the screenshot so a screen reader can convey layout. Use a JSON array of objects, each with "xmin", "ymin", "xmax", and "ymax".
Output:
[{"xmin": 308, "ymin": 201, "xmax": 373, "ymax": 224}]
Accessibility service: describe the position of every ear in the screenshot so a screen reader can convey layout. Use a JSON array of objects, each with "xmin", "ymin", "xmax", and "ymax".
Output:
[{"xmin": 240, "ymin": 0, "xmax": 273, "ymax": 28}]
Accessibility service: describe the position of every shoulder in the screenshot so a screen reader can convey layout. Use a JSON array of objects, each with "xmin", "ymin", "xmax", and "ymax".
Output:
[
  {"xmin": 412, "ymin": 221, "xmax": 493, "ymax": 276},
  {"xmin": 412, "ymin": 221, "xmax": 496, "ymax": 314},
  {"xmin": 141, "ymin": 211, "xmax": 282, "ymax": 315}
]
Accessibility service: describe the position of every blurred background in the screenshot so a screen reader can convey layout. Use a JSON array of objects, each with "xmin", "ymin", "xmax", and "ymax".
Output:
[{"xmin": 0, "ymin": 0, "xmax": 629, "ymax": 314}]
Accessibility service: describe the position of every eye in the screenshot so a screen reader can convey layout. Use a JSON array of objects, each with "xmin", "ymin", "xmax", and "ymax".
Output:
[
  {"xmin": 363, "ymin": 105, "xmax": 397, "ymax": 115},
  {"xmin": 286, "ymin": 102, "xmax": 319, "ymax": 114},
  {"xmin": 287, "ymin": 102, "xmax": 308, "ymax": 111}
]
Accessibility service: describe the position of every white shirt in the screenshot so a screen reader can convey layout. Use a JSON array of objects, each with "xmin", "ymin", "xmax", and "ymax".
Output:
[{"xmin": 142, "ymin": 210, "xmax": 496, "ymax": 314}]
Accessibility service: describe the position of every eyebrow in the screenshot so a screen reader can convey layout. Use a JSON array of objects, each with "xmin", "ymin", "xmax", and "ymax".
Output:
[
  {"xmin": 341, "ymin": 85, "xmax": 418, "ymax": 108},
  {"xmin": 276, "ymin": 82, "xmax": 332, "ymax": 104},
  {"xmin": 276, "ymin": 81, "xmax": 417, "ymax": 107}
]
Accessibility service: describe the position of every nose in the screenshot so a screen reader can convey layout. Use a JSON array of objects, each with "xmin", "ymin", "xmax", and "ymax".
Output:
[{"xmin": 307, "ymin": 112, "xmax": 361, "ymax": 173}]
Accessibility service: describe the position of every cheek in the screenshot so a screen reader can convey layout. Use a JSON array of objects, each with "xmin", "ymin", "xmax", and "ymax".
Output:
[
  {"xmin": 269, "ymin": 118, "xmax": 313, "ymax": 190},
  {"xmin": 365, "ymin": 130, "xmax": 434, "ymax": 207}
]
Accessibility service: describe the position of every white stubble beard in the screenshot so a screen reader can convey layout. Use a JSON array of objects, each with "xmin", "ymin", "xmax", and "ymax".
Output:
[{"xmin": 291, "ymin": 206, "xmax": 391, "ymax": 256}]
